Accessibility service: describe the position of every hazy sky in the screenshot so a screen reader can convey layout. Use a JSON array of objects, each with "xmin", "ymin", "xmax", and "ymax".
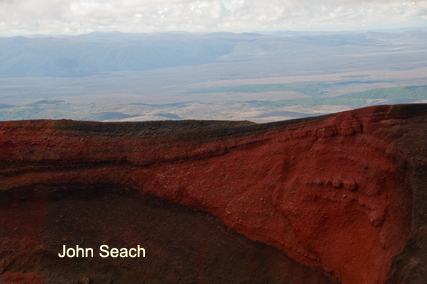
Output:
[{"xmin": 0, "ymin": 0, "xmax": 426, "ymax": 35}]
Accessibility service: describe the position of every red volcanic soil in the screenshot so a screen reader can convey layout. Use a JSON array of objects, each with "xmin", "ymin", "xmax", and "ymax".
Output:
[
  {"xmin": 0, "ymin": 272, "xmax": 44, "ymax": 284},
  {"xmin": 1, "ymin": 104, "xmax": 427, "ymax": 284}
]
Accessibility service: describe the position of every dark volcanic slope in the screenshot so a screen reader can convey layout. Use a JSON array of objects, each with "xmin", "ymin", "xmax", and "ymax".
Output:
[{"xmin": 1, "ymin": 104, "xmax": 427, "ymax": 284}]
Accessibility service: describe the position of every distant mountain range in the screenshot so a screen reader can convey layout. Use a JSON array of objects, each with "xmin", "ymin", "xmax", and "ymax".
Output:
[{"xmin": 0, "ymin": 30, "xmax": 426, "ymax": 78}]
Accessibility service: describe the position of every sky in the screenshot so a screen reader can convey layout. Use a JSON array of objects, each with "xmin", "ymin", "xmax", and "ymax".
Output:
[{"xmin": 0, "ymin": 0, "xmax": 426, "ymax": 35}]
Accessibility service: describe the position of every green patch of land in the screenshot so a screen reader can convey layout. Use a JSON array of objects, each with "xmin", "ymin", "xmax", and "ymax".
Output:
[
  {"xmin": 245, "ymin": 97, "xmax": 366, "ymax": 108},
  {"xmin": 340, "ymin": 85, "xmax": 427, "ymax": 100},
  {"xmin": 246, "ymin": 84, "xmax": 427, "ymax": 108}
]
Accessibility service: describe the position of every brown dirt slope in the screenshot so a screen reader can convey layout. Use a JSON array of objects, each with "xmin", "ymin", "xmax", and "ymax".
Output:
[{"xmin": 0, "ymin": 104, "xmax": 427, "ymax": 284}]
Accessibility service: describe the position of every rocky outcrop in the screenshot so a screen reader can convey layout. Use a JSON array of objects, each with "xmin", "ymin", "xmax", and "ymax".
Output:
[{"xmin": 1, "ymin": 104, "xmax": 427, "ymax": 284}]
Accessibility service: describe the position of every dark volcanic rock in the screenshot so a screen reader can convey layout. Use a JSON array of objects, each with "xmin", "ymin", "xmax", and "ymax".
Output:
[{"xmin": 1, "ymin": 104, "xmax": 427, "ymax": 284}]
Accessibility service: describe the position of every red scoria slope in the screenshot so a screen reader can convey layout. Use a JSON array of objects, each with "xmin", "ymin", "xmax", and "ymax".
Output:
[{"xmin": 1, "ymin": 104, "xmax": 427, "ymax": 284}]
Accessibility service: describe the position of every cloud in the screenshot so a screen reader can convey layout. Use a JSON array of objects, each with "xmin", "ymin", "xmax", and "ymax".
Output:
[{"xmin": 0, "ymin": 0, "xmax": 426, "ymax": 35}]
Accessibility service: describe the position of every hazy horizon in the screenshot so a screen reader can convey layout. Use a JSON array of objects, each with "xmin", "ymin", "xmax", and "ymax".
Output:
[
  {"xmin": 1, "ymin": 26, "xmax": 427, "ymax": 38},
  {"xmin": 1, "ymin": 0, "xmax": 426, "ymax": 36},
  {"xmin": 1, "ymin": 1, "xmax": 426, "ymax": 122},
  {"xmin": 1, "ymin": 28, "xmax": 426, "ymax": 122}
]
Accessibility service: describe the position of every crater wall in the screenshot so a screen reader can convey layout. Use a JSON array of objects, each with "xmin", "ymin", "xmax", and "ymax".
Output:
[{"xmin": 1, "ymin": 104, "xmax": 426, "ymax": 283}]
